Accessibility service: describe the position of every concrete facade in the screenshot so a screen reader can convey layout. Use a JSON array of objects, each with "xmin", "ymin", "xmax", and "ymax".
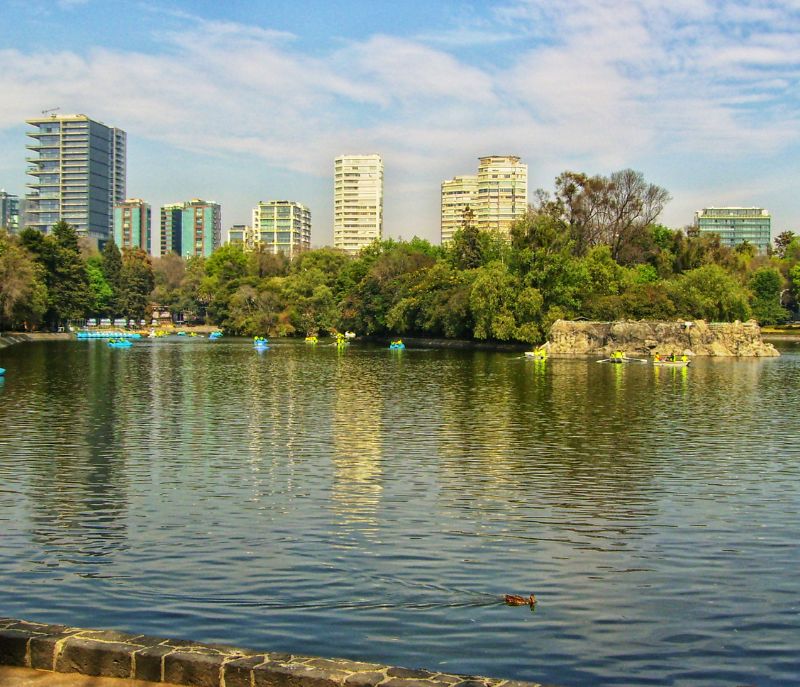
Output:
[
  {"xmin": 334, "ymin": 154, "xmax": 383, "ymax": 254},
  {"xmin": 252, "ymin": 200, "xmax": 311, "ymax": 258},
  {"xmin": 113, "ymin": 199, "xmax": 151, "ymax": 252},
  {"xmin": 440, "ymin": 176, "xmax": 478, "ymax": 244}
]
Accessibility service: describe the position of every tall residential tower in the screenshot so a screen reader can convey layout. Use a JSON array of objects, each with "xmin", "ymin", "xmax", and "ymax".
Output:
[
  {"xmin": 24, "ymin": 113, "xmax": 126, "ymax": 244},
  {"xmin": 334, "ymin": 154, "xmax": 383, "ymax": 254},
  {"xmin": 441, "ymin": 156, "xmax": 528, "ymax": 242},
  {"xmin": 181, "ymin": 199, "xmax": 221, "ymax": 258},
  {"xmin": 441, "ymin": 175, "xmax": 478, "ymax": 243},
  {"xmin": 475, "ymin": 155, "xmax": 527, "ymax": 236},
  {"xmin": 113, "ymin": 199, "xmax": 151, "ymax": 252}
]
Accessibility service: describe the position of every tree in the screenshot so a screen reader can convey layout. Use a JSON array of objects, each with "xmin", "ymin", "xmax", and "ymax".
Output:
[
  {"xmin": 101, "ymin": 240, "xmax": 123, "ymax": 314},
  {"xmin": 152, "ymin": 252, "xmax": 186, "ymax": 316},
  {"xmin": 86, "ymin": 257, "xmax": 114, "ymax": 315},
  {"xmin": 552, "ymin": 169, "xmax": 670, "ymax": 260},
  {"xmin": 448, "ymin": 207, "xmax": 484, "ymax": 270},
  {"xmin": 469, "ymin": 262, "xmax": 520, "ymax": 341},
  {"xmin": 668, "ymin": 264, "xmax": 751, "ymax": 322},
  {"xmin": 774, "ymin": 231, "xmax": 796, "ymax": 259},
  {"xmin": 748, "ymin": 267, "xmax": 788, "ymax": 325},
  {"xmin": 47, "ymin": 221, "xmax": 90, "ymax": 328},
  {"xmin": 0, "ymin": 230, "xmax": 47, "ymax": 329},
  {"xmin": 118, "ymin": 248, "xmax": 155, "ymax": 320}
]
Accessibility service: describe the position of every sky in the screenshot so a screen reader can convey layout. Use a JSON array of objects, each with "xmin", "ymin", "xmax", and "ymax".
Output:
[{"xmin": 1, "ymin": 0, "xmax": 799, "ymax": 246}]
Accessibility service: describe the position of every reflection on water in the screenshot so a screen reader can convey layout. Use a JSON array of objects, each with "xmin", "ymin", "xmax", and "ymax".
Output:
[{"xmin": 1, "ymin": 339, "xmax": 799, "ymax": 687}]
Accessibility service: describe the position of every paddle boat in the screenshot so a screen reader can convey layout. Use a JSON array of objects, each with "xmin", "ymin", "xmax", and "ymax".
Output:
[
  {"xmin": 389, "ymin": 339, "xmax": 405, "ymax": 350},
  {"xmin": 305, "ymin": 335, "xmax": 318, "ymax": 344},
  {"xmin": 599, "ymin": 351, "xmax": 646, "ymax": 364},
  {"xmin": 209, "ymin": 331, "xmax": 223, "ymax": 340},
  {"xmin": 344, "ymin": 331, "xmax": 356, "ymax": 339},
  {"xmin": 0, "ymin": 368, "xmax": 5, "ymax": 376},
  {"xmin": 525, "ymin": 346, "xmax": 547, "ymax": 361},
  {"xmin": 653, "ymin": 353, "xmax": 691, "ymax": 367},
  {"xmin": 107, "ymin": 338, "xmax": 133, "ymax": 348},
  {"xmin": 253, "ymin": 336, "xmax": 270, "ymax": 350}
]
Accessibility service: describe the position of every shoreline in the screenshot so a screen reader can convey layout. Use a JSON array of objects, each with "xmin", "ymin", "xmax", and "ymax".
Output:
[{"xmin": 0, "ymin": 617, "xmax": 547, "ymax": 687}]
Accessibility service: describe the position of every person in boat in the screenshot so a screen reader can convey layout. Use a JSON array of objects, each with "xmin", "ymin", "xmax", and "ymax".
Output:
[
  {"xmin": 613, "ymin": 350, "xmax": 624, "ymax": 360},
  {"xmin": 681, "ymin": 354, "xmax": 688, "ymax": 362},
  {"xmin": 654, "ymin": 353, "xmax": 661, "ymax": 362}
]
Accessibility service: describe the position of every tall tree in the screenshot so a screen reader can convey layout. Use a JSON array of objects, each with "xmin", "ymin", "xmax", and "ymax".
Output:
[
  {"xmin": 553, "ymin": 169, "xmax": 670, "ymax": 261},
  {"xmin": 47, "ymin": 221, "xmax": 90, "ymax": 328},
  {"xmin": 101, "ymin": 240, "xmax": 123, "ymax": 314},
  {"xmin": 749, "ymin": 266, "xmax": 788, "ymax": 325},
  {"xmin": 449, "ymin": 207, "xmax": 484, "ymax": 270},
  {"xmin": 773, "ymin": 231, "xmax": 796, "ymax": 259},
  {"xmin": 118, "ymin": 248, "xmax": 155, "ymax": 320},
  {"xmin": 0, "ymin": 230, "xmax": 47, "ymax": 329}
]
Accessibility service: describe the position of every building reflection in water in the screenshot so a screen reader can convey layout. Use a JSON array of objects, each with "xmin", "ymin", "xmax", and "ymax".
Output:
[{"xmin": 330, "ymin": 353, "xmax": 383, "ymax": 535}]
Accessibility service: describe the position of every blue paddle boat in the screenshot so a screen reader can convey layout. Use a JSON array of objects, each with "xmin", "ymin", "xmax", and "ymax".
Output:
[{"xmin": 107, "ymin": 338, "xmax": 133, "ymax": 348}]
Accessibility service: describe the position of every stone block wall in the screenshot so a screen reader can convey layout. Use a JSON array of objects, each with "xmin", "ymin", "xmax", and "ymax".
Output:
[{"xmin": 0, "ymin": 618, "xmax": 547, "ymax": 687}]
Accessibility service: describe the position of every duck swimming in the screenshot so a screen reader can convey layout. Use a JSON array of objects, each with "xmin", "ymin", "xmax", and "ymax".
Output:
[{"xmin": 504, "ymin": 594, "xmax": 537, "ymax": 607}]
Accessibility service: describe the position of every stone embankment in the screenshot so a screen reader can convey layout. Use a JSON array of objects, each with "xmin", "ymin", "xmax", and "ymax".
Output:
[
  {"xmin": 0, "ymin": 618, "xmax": 546, "ymax": 687},
  {"xmin": 0, "ymin": 333, "xmax": 71, "ymax": 348},
  {"xmin": 548, "ymin": 319, "xmax": 779, "ymax": 357}
]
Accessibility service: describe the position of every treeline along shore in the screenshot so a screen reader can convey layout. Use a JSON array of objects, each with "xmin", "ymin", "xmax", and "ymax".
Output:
[{"xmin": 2, "ymin": 169, "xmax": 800, "ymax": 342}]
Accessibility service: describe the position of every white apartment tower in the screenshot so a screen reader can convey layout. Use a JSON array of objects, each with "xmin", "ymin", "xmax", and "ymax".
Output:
[
  {"xmin": 25, "ymin": 113, "xmax": 126, "ymax": 244},
  {"xmin": 441, "ymin": 156, "xmax": 528, "ymax": 242},
  {"xmin": 334, "ymin": 154, "xmax": 383, "ymax": 254},
  {"xmin": 475, "ymin": 155, "xmax": 527, "ymax": 236},
  {"xmin": 441, "ymin": 175, "xmax": 478, "ymax": 244}
]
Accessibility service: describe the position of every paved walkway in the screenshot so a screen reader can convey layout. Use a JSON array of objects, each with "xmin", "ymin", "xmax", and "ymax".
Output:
[{"xmin": 0, "ymin": 666, "xmax": 178, "ymax": 687}]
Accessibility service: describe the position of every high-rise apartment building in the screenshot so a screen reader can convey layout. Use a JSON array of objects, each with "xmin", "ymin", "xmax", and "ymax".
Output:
[
  {"xmin": 441, "ymin": 156, "xmax": 528, "ymax": 242},
  {"xmin": 113, "ymin": 199, "xmax": 151, "ymax": 252},
  {"xmin": 226, "ymin": 224, "xmax": 251, "ymax": 249},
  {"xmin": 24, "ymin": 113, "xmax": 126, "ymax": 243},
  {"xmin": 181, "ymin": 199, "xmax": 221, "ymax": 258},
  {"xmin": 694, "ymin": 207, "xmax": 772, "ymax": 253},
  {"xmin": 334, "ymin": 154, "xmax": 383, "ymax": 254},
  {"xmin": 0, "ymin": 190, "xmax": 20, "ymax": 233},
  {"xmin": 440, "ymin": 175, "xmax": 478, "ymax": 243},
  {"xmin": 159, "ymin": 203, "xmax": 184, "ymax": 256},
  {"xmin": 475, "ymin": 155, "xmax": 527, "ymax": 236},
  {"xmin": 252, "ymin": 200, "xmax": 311, "ymax": 258}
]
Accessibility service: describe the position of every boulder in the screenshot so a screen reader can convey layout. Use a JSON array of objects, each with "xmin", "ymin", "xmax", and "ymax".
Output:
[{"xmin": 547, "ymin": 319, "xmax": 779, "ymax": 357}]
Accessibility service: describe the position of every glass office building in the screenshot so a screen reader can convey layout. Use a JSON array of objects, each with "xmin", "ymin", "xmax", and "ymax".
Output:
[
  {"xmin": 694, "ymin": 207, "xmax": 771, "ymax": 252},
  {"xmin": 24, "ymin": 113, "xmax": 126, "ymax": 244}
]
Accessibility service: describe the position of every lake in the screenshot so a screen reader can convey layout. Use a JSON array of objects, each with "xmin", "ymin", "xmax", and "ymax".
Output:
[{"xmin": 0, "ymin": 337, "xmax": 798, "ymax": 686}]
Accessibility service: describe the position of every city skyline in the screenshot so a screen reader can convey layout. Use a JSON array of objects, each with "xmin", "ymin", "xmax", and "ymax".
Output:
[{"xmin": 1, "ymin": 1, "xmax": 799, "ymax": 246}]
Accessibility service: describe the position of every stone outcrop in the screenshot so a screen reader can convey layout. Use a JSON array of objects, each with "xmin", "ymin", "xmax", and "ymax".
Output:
[
  {"xmin": 0, "ymin": 618, "xmax": 547, "ymax": 687},
  {"xmin": 547, "ymin": 319, "xmax": 779, "ymax": 357}
]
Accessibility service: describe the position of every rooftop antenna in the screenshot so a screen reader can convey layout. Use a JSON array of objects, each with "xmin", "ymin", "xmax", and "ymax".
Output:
[{"xmin": 41, "ymin": 107, "xmax": 60, "ymax": 117}]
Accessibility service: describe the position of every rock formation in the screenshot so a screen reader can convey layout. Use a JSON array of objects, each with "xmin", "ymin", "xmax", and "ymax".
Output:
[{"xmin": 547, "ymin": 319, "xmax": 779, "ymax": 357}]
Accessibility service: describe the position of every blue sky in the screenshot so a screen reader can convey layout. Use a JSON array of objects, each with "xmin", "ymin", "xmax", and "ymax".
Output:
[{"xmin": 1, "ymin": 0, "xmax": 799, "ymax": 246}]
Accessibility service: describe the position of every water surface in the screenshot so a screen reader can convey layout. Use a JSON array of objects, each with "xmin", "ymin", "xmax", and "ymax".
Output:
[{"xmin": 0, "ymin": 338, "xmax": 798, "ymax": 686}]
